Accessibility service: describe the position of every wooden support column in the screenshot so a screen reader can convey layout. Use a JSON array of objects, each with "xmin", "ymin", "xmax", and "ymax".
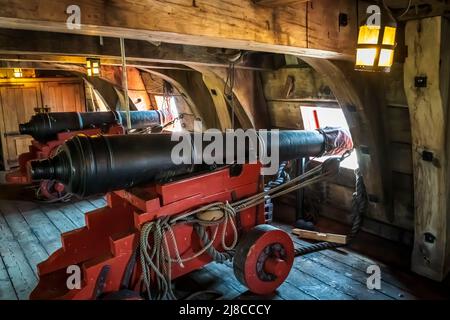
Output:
[
  {"xmin": 404, "ymin": 17, "xmax": 450, "ymax": 281},
  {"xmin": 201, "ymin": 74, "xmax": 233, "ymax": 131}
]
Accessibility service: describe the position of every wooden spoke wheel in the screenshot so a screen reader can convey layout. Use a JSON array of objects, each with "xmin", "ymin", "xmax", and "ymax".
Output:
[{"xmin": 233, "ymin": 224, "xmax": 294, "ymax": 295}]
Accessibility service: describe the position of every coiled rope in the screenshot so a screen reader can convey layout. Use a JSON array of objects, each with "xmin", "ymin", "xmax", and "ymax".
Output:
[{"xmin": 139, "ymin": 156, "xmax": 344, "ymax": 300}]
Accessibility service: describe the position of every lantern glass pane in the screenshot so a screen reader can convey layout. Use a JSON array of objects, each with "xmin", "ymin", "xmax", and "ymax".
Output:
[
  {"xmin": 13, "ymin": 68, "xmax": 23, "ymax": 78},
  {"xmin": 379, "ymin": 49, "xmax": 394, "ymax": 67},
  {"xmin": 356, "ymin": 48, "xmax": 377, "ymax": 66},
  {"xmin": 382, "ymin": 26, "xmax": 396, "ymax": 45},
  {"xmin": 357, "ymin": 25, "xmax": 380, "ymax": 45}
]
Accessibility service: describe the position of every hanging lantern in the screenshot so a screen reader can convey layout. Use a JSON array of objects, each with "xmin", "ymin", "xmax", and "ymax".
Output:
[
  {"xmin": 355, "ymin": 2, "xmax": 397, "ymax": 72},
  {"xmin": 86, "ymin": 58, "xmax": 101, "ymax": 77},
  {"xmin": 13, "ymin": 68, "xmax": 23, "ymax": 78}
]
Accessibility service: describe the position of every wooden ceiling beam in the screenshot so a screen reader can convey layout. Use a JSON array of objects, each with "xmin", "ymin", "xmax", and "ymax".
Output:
[
  {"xmin": 0, "ymin": 0, "xmax": 357, "ymax": 59},
  {"xmin": 0, "ymin": 29, "xmax": 273, "ymax": 70},
  {"xmin": 0, "ymin": 54, "xmax": 195, "ymax": 71}
]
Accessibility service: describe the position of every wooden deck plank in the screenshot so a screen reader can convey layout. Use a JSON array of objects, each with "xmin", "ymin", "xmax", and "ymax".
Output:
[
  {"xmin": 323, "ymin": 245, "xmax": 450, "ymax": 299},
  {"xmin": 13, "ymin": 200, "xmax": 62, "ymax": 255},
  {"xmin": 294, "ymin": 257, "xmax": 394, "ymax": 300},
  {"xmin": 0, "ymin": 200, "xmax": 48, "ymax": 274},
  {"xmin": 55, "ymin": 203, "xmax": 86, "ymax": 228},
  {"xmin": 0, "ymin": 212, "xmax": 37, "ymax": 300},
  {"xmin": 187, "ymin": 267, "xmax": 243, "ymax": 300},
  {"xmin": 274, "ymin": 223, "xmax": 440, "ymax": 299},
  {"xmin": 283, "ymin": 264, "xmax": 353, "ymax": 300},
  {"xmin": 275, "ymin": 281, "xmax": 316, "ymax": 300},
  {"xmin": 206, "ymin": 261, "xmax": 323, "ymax": 300},
  {"xmin": 302, "ymin": 250, "xmax": 416, "ymax": 300},
  {"xmin": 87, "ymin": 197, "xmax": 107, "ymax": 209},
  {"xmin": 274, "ymin": 223, "xmax": 428, "ymax": 296},
  {"xmin": 39, "ymin": 204, "xmax": 78, "ymax": 234},
  {"xmin": 0, "ymin": 255, "xmax": 17, "ymax": 300},
  {"xmin": 202, "ymin": 262, "xmax": 302, "ymax": 300},
  {"xmin": 0, "ymin": 192, "xmax": 448, "ymax": 300},
  {"xmin": 73, "ymin": 200, "xmax": 98, "ymax": 214},
  {"xmin": 295, "ymin": 240, "xmax": 439, "ymax": 299},
  {"xmin": 202, "ymin": 262, "xmax": 282, "ymax": 300},
  {"xmin": 204, "ymin": 262, "xmax": 282, "ymax": 299}
]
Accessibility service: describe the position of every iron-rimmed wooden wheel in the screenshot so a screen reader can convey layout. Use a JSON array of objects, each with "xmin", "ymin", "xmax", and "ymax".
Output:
[{"xmin": 233, "ymin": 224, "xmax": 294, "ymax": 295}]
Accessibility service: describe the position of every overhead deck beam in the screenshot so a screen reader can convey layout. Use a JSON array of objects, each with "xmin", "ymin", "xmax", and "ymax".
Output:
[
  {"xmin": 0, "ymin": 29, "xmax": 272, "ymax": 70},
  {"xmin": 0, "ymin": 0, "xmax": 357, "ymax": 59}
]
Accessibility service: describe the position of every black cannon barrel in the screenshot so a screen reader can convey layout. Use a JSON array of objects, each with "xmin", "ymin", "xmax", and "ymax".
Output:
[
  {"xmin": 29, "ymin": 128, "xmax": 353, "ymax": 197},
  {"xmin": 19, "ymin": 110, "xmax": 170, "ymax": 142}
]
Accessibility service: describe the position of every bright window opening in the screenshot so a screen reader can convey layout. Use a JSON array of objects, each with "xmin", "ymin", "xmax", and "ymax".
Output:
[
  {"xmin": 155, "ymin": 95, "xmax": 182, "ymax": 132},
  {"xmin": 301, "ymin": 105, "xmax": 358, "ymax": 170}
]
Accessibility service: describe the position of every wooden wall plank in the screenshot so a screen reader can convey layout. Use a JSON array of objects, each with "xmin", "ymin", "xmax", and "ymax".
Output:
[
  {"xmin": 389, "ymin": 142, "xmax": 413, "ymax": 175},
  {"xmin": 387, "ymin": 107, "xmax": 412, "ymax": 144},
  {"xmin": 267, "ymin": 101, "xmax": 303, "ymax": 129},
  {"xmin": 262, "ymin": 66, "xmax": 335, "ymax": 101},
  {"xmin": 384, "ymin": 63, "xmax": 409, "ymax": 107}
]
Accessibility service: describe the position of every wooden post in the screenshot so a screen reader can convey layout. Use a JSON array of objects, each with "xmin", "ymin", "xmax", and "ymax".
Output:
[{"xmin": 404, "ymin": 17, "xmax": 450, "ymax": 281}]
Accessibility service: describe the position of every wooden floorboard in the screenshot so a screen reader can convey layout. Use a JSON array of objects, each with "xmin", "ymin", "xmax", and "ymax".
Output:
[
  {"xmin": 72, "ymin": 200, "xmax": 98, "ymax": 214},
  {"xmin": 274, "ymin": 222, "xmax": 450, "ymax": 300},
  {"xmin": 55, "ymin": 202, "xmax": 87, "ymax": 228},
  {"xmin": 0, "ymin": 254, "xmax": 18, "ymax": 300},
  {"xmin": 0, "ymin": 200, "xmax": 48, "ymax": 275},
  {"xmin": 38, "ymin": 204, "xmax": 78, "ymax": 234},
  {"xmin": 0, "ymin": 188, "xmax": 448, "ymax": 300},
  {"xmin": 0, "ymin": 209, "xmax": 38, "ymax": 300},
  {"xmin": 87, "ymin": 197, "xmax": 107, "ymax": 209},
  {"xmin": 13, "ymin": 200, "xmax": 62, "ymax": 254}
]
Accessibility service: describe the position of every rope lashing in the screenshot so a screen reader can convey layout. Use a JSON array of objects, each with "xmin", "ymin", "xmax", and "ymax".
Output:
[{"xmin": 139, "ymin": 155, "xmax": 345, "ymax": 300}]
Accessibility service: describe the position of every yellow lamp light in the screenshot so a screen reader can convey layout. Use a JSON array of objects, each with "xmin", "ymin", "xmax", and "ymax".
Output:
[
  {"xmin": 13, "ymin": 68, "xmax": 23, "ymax": 78},
  {"xmin": 86, "ymin": 58, "xmax": 101, "ymax": 77},
  {"xmin": 355, "ymin": 4, "xmax": 397, "ymax": 72}
]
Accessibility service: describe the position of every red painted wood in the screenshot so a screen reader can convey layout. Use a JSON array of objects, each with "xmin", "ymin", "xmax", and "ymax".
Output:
[{"xmin": 30, "ymin": 164, "xmax": 265, "ymax": 300}]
